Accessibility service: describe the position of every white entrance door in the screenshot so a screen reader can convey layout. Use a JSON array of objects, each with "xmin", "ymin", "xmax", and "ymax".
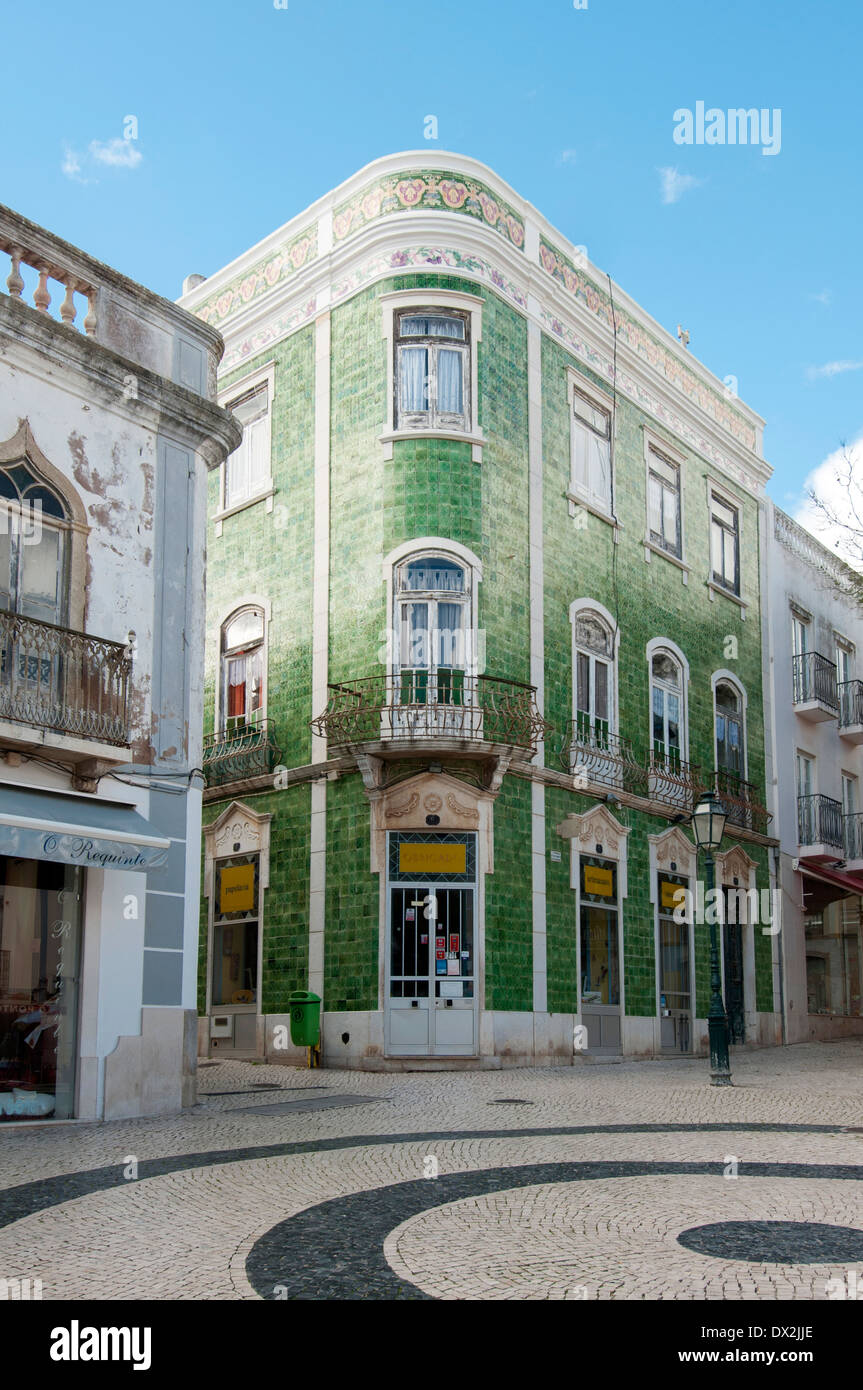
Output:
[{"xmin": 386, "ymin": 882, "xmax": 477, "ymax": 1056}]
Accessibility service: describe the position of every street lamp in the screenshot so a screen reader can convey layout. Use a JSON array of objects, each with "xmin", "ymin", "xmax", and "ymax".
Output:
[{"xmin": 691, "ymin": 790, "xmax": 733, "ymax": 1087}]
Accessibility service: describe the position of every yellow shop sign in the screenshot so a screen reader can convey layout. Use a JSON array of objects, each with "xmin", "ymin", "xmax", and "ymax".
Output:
[
  {"xmin": 219, "ymin": 863, "xmax": 255, "ymax": 914},
  {"xmin": 399, "ymin": 842, "xmax": 467, "ymax": 874},
  {"xmin": 583, "ymin": 865, "xmax": 614, "ymax": 897}
]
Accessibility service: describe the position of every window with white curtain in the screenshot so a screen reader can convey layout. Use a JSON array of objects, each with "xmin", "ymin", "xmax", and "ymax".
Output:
[
  {"xmin": 395, "ymin": 311, "xmax": 469, "ymax": 431},
  {"xmin": 648, "ymin": 449, "xmax": 681, "ymax": 558},
  {"xmin": 220, "ymin": 607, "xmax": 265, "ymax": 733},
  {"xmin": 571, "ymin": 390, "xmax": 612, "ymax": 513},
  {"xmin": 394, "ymin": 553, "xmax": 472, "ymax": 704},
  {"xmin": 710, "ymin": 493, "xmax": 739, "ymax": 594},
  {"xmin": 224, "ymin": 383, "xmax": 271, "ymax": 509}
]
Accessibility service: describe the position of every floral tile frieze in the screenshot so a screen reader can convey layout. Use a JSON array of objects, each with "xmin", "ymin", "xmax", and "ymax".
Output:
[
  {"xmin": 331, "ymin": 245, "xmax": 527, "ymax": 310},
  {"xmin": 540, "ymin": 307, "xmax": 754, "ymax": 491},
  {"xmin": 539, "ymin": 239, "xmax": 756, "ymax": 453},
  {"xmin": 332, "ymin": 171, "xmax": 526, "ymax": 251},
  {"xmin": 195, "ymin": 225, "xmax": 319, "ymax": 329}
]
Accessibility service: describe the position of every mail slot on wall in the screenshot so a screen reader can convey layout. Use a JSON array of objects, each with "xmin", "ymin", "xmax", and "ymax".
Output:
[{"xmin": 210, "ymin": 1015, "xmax": 234, "ymax": 1040}]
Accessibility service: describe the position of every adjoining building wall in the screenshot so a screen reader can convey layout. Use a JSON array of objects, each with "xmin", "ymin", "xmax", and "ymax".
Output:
[
  {"xmin": 765, "ymin": 502, "xmax": 863, "ymax": 1044},
  {"xmin": 0, "ymin": 215, "xmax": 237, "ymax": 1120}
]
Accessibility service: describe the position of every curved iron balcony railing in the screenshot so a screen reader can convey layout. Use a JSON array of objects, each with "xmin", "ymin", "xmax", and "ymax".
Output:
[
  {"xmin": 714, "ymin": 768, "xmax": 770, "ymax": 834},
  {"xmin": 839, "ymin": 679, "xmax": 863, "ymax": 728},
  {"xmin": 311, "ymin": 672, "xmax": 548, "ymax": 753},
  {"xmin": 0, "ymin": 609, "xmax": 130, "ymax": 746},
  {"xmin": 844, "ymin": 811, "xmax": 863, "ymax": 860},
  {"xmin": 562, "ymin": 724, "xmax": 649, "ymax": 796},
  {"xmin": 792, "ymin": 652, "xmax": 838, "ymax": 710},
  {"xmin": 797, "ymin": 793, "xmax": 844, "ymax": 849},
  {"xmin": 203, "ymin": 716, "xmax": 282, "ymax": 787}
]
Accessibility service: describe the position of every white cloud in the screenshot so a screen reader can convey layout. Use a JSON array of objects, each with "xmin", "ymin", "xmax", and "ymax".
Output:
[
  {"xmin": 657, "ymin": 166, "xmax": 704, "ymax": 205},
  {"xmin": 793, "ymin": 434, "xmax": 863, "ymax": 571},
  {"xmin": 61, "ymin": 133, "xmax": 142, "ymax": 183},
  {"xmin": 808, "ymin": 289, "xmax": 831, "ymax": 305},
  {"xmin": 806, "ymin": 359, "xmax": 863, "ymax": 381},
  {"xmin": 558, "ymin": 149, "xmax": 577, "ymax": 165},
  {"xmin": 61, "ymin": 145, "xmax": 87, "ymax": 183},
  {"xmin": 88, "ymin": 136, "xmax": 142, "ymax": 169}
]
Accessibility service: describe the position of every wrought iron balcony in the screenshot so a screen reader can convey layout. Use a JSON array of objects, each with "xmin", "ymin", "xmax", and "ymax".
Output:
[
  {"xmin": 563, "ymin": 724, "xmax": 648, "ymax": 796},
  {"xmin": 797, "ymin": 793, "xmax": 844, "ymax": 850},
  {"xmin": 839, "ymin": 680, "xmax": 863, "ymax": 739},
  {"xmin": 792, "ymin": 652, "xmax": 838, "ymax": 716},
  {"xmin": 647, "ymin": 749, "xmax": 704, "ymax": 811},
  {"xmin": 203, "ymin": 716, "xmax": 282, "ymax": 787},
  {"xmin": 714, "ymin": 768, "xmax": 770, "ymax": 834},
  {"xmin": 0, "ymin": 609, "xmax": 130, "ymax": 746},
  {"xmin": 310, "ymin": 672, "xmax": 547, "ymax": 753},
  {"xmin": 844, "ymin": 811, "xmax": 863, "ymax": 861}
]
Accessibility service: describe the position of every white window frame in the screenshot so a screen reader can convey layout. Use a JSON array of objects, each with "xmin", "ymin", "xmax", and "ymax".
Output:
[
  {"xmin": 565, "ymin": 370, "xmax": 616, "ymax": 525},
  {"xmin": 569, "ymin": 598, "xmax": 619, "ymax": 744},
  {"xmin": 647, "ymin": 636, "xmax": 690, "ymax": 764},
  {"xmin": 214, "ymin": 595, "xmax": 271, "ymax": 737},
  {"xmin": 707, "ymin": 480, "xmax": 742, "ymax": 602},
  {"xmin": 382, "ymin": 537, "xmax": 483, "ymax": 681},
  {"xmin": 215, "ymin": 361, "xmax": 276, "ymax": 533},
  {"xmin": 379, "ymin": 290, "xmax": 485, "ymax": 460},
  {"xmin": 711, "ymin": 670, "xmax": 748, "ymax": 781},
  {"xmin": 643, "ymin": 427, "xmax": 688, "ymax": 576},
  {"xmin": 835, "ymin": 636, "xmax": 854, "ymax": 686}
]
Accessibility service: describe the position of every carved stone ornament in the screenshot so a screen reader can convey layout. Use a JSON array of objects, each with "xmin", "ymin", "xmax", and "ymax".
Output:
[
  {"xmin": 446, "ymin": 792, "xmax": 480, "ymax": 825},
  {"xmin": 423, "ymin": 794, "xmax": 443, "ymax": 812},
  {"xmin": 389, "ymin": 792, "xmax": 420, "ymax": 819}
]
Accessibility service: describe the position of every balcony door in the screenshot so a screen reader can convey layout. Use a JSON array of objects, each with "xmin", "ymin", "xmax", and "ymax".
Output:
[
  {"xmin": 393, "ymin": 554, "xmax": 479, "ymax": 738},
  {"xmin": 649, "ymin": 650, "xmax": 688, "ymax": 806}
]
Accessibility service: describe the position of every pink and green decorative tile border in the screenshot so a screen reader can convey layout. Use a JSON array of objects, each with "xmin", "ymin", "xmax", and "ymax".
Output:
[
  {"xmin": 331, "ymin": 245, "xmax": 527, "ymax": 311},
  {"xmin": 195, "ymin": 224, "xmax": 319, "ymax": 329},
  {"xmin": 221, "ymin": 296, "xmax": 318, "ymax": 373},
  {"xmin": 539, "ymin": 238, "xmax": 757, "ymax": 453},
  {"xmin": 332, "ymin": 171, "xmax": 526, "ymax": 252},
  {"xmin": 540, "ymin": 306, "xmax": 756, "ymax": 490}
]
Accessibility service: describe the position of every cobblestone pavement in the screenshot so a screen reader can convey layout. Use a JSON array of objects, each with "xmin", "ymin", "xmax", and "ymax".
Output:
[{"xmin": 0, "ymin": 1042, "xmax": 861, "ymax": 1300}]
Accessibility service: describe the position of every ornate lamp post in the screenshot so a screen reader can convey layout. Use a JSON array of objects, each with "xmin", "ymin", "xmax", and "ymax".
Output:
[{"xmin": 691, "ymin": 790, "xmax": 732, "ymax": 1087}]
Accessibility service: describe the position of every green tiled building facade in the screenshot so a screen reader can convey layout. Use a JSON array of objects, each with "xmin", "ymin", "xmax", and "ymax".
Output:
[{"xmin": 187, "ymin": 153, "xmax": 780, "ymax": 1068}]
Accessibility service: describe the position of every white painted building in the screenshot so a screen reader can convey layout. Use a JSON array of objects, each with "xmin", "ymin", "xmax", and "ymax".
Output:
[
  {"xmin": 0, "ymin": 206, "xmax": 238, "ymax": 1120},
  {"xmin": 765, "ymin": 502, "xmax": 863, "ymax": 1042}
]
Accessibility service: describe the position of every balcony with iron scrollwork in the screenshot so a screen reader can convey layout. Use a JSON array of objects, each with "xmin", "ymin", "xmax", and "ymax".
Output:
[
  {"xmin": 714, "ymin": 768, "xmax": 770, "ymax": 834},
  {"xmin": 310, "ymin": 672, "xmax": 547, "ymax": 757},
  {"xmin": 0, "ymin": 609, "xmax": 131, "ymax": 765},
  {"xmin": 561, "ymin": 723, "xmax": 648, "ymax": 797},
  {"xmin": 838, "ymin": 680, "xmax": 863, "ymax": 744},
  {"xmin": 203, "ymin": 716, "xmax": 283, "ymax": 789},
  {"xmin": 647, "ymin": 748, "xmax": 704, "ymax": 812},
  {"xmin": 797, "ymin": 793, "xmax": 844, "ymax": 853},
  {"xmin": 792, "ymin": 652, "xmax": 839, "ymax": 722},
  {"xmin": 843, "ymin": 811, "xmax": 863, "ymax": 866}
]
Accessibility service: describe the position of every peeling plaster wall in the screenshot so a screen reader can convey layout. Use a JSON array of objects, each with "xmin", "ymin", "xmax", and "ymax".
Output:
[{"xmin": 0, "ymin": 310, "xmax": 215, "ymax": 1118}]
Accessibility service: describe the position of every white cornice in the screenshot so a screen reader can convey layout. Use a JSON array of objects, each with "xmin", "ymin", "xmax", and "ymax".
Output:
[{"xmin": 178, "ymin": 152, "xmax": 771, "ymax": 493}]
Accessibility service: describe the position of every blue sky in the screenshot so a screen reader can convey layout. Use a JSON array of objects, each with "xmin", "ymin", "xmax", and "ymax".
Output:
[{"xmin": 4, "ymin": 0, "xmax": 861, "ymax": 514}]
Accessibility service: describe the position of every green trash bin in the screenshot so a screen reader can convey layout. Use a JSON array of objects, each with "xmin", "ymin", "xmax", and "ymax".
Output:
[{"xmin": 288, "ymin": 990, "xmax": 321, "ymax": 1047}]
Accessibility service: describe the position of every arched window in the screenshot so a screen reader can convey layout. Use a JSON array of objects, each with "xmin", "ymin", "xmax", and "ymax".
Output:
[
  {"xmin": 651, "ymin": 649, "xmax": 683, "ymax": 767},
  {"xmin": 574, "ymin": 610, "xmax": 615, "ymax": 746},
  {"xmin": 715, "ymin": 679, "xmax": 745, "ymax": 778},
  {"xmin": 0, "ymin": 460, "xmax": 69, "ymax": 626},
  {"xmin": 394, "ymin": 553, "xmax": 473, "ymax": 707},
  {"xmin": 220, "ymin": 607, "xmax": 265, "ymax": 733}
]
